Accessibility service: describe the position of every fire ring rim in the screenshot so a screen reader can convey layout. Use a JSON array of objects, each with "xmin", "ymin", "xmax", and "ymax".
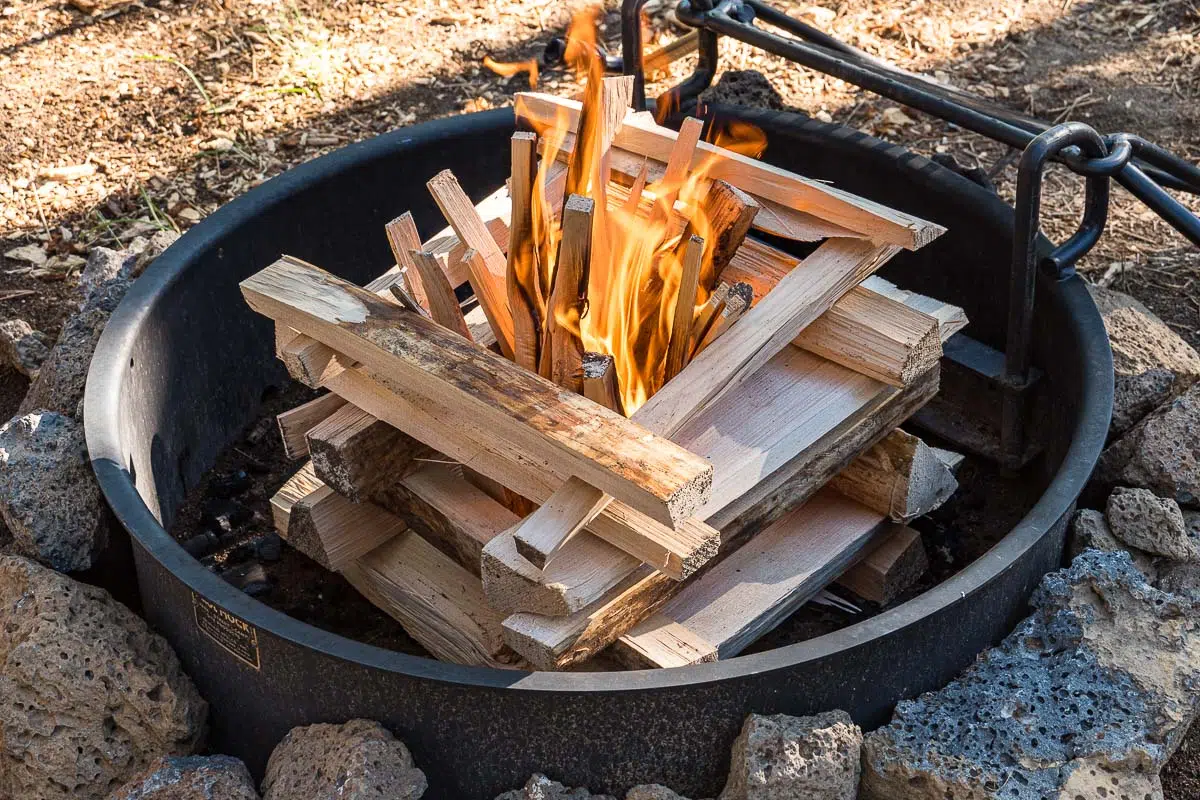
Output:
[{"xmin": 84, "ymin": 106, "xmax": 1114, "ymax": 692}]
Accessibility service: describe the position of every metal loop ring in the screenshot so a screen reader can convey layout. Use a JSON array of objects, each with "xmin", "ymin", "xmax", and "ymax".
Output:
[{"xmin": 1059, "ymin": 137, "xmax": 1133, "ymax": 177}]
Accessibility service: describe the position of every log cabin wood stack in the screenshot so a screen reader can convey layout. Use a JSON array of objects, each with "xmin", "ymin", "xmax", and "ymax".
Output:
[{"xmin": 247, "ymin": 78, "xmax": 969, "ymax": 671}]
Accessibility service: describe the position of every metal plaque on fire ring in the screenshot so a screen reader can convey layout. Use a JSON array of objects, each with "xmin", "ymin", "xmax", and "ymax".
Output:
[{"xmin": 192, "ymin": 592, "xmax": 261, "ymax": 670}]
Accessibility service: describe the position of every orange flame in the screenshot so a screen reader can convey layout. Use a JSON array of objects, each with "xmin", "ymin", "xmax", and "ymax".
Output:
[
  {"xmin": 515, "ymin": 7, "xmax": 765, "ymax": 413},
  {"xmin": 483, "ymin": 55, "xmax": 539, "ymax": 89}
]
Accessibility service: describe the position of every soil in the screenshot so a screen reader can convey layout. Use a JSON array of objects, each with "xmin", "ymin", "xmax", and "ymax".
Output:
[{"xmin": 4, "ymin": 0, "xmax": 1200, "ymax": 790}]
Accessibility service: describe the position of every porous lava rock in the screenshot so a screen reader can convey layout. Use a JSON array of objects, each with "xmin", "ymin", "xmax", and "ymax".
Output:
[
  {"xmin": 261, "ymin": 718, "xmax": 427, "ymax": 800},
  {"xmin": 1106, "ymin": 487, "xmax": 1197, "ymax": 562},
  {"xmin": 109, "ymin": 755, "xmax": 259, "ymax": 799},
  {"xmin": 0, "ymin": 318, "xmax": 50, "ymax": 378},
  {"xmin": 1068, "ymin": 507, "xmax": 1156, "ymax": 578},
  {"xmin": 860, "ymin": 550, "xmax": 1200, "ymax": 799},
  {"xmin": 1099, "ymin": 382, "xmax": 1200, "ymax": 508},
  {"xmin": 625, "ymin": 785, "xmax": 691, "ymax": 800},
  {"xmin": 0, "ymin": 555, "xmax": 207, "ymax": 799},
  {"xmin": 495, "ymin": 774, "xmax": 617, "ymax": 800},
  {"xmin": 0, "ymin": 410, "xmax": 107, "ymax": 571},
  {"xmin": 720, "ymin": 711, "xmax": 861, "ymax": 800},
  {"xmin": 1089, "ymin": 284, "xmax": 1200, "ymax": 435},
  {"xmin": 699, "ymin": 70, "xmax": 785, "ymax": 111}
]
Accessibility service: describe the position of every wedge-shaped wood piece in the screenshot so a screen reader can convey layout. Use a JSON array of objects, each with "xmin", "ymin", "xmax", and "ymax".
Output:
[
  {"xmin": 636, "ymin": 238, "xmax": 902, "ymax": 435},
  {"xmin": 836, "ymin": 525, "xmax": 927, "ymax": 604},
  {"xmin": 269, "ymin": 462, "xmax": 405, "ymax": 570},
  {"xmin": 409, "ymin": 250, "xmax": 471, "ymax": 340},
  {"xmin": 501, "ymin": 365, "xmax": 939, "ymax": 669},
  {"xmin": 277, "ymin": 393, "xmax": 347, "ymax": 460},
  {"xmin": 829, "ymin": 429, "xmax": 958, "ymax": 523},
  {"xmin": 384, "ymin": 212, "xmax": 429, "ymax": 310},
  {"xmin": 426, "ymin": 170, "xmax": 516, "ymax": 359},
  {"xmin": 318, "ymin": 361, "xmax": 716, "ymax": 584},
  {"xmin": 516, "ymin": 92, "xmax": 945, "ymax": 249},
  {"xmin": 241, "ymin": 256, "xmax": 713, "ymax": 529},
  {"xmin": 613, "ymin": 490, "xmax": 892, "ymax": 667},
  {"xmin": 343, "ymin": 531, "xmax": 516, "ymax": 667},
  {"xmin": 306, "ymin": 403, "xmax": 430, "ymax": 503}
]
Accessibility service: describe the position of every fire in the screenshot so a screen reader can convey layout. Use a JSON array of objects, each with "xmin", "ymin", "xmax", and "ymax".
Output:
[
  {"xmin": 482, "ymin": 56, "xmax": 540, "ymax": 89},
  {"xmin": 493, "ymin": 7, "xmax": 765, "ymax": 414}
]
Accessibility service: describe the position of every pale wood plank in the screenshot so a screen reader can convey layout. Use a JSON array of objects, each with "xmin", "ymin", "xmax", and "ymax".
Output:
[
  {"xmin": 664, "ymin": 234, "xmax": 704, "ymax": 382},
  {"xmin": 408, "ymin": 249, "xmax": 471, "ymax": 340},
  {"xmin": 276, "ymin": 393, "xmax": 347, "ymax": 460}
]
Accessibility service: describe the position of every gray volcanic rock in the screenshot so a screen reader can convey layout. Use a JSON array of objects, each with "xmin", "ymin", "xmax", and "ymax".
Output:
[
  {"xmin": 262, "ymin": 719, "xmax": 427, "ymax": 800},
  {"xmin": 0, "ymin": 410, "xmax": 107, "ymax": 571},
  {"xmin": 495, "ymin": 774, "xmax": 616, "ymax": 800},
  {"xmin": 1099, "ymin": 382, "xmax": 1200, "ymax": 508},
  {"xmin": 0, "ymin": 556, "xmax": 206, "ymax": 799},
  {"xmin": 699, "ymin": 70, "xmax": 785, "ymax": 111},
  {"xmin": 1088, "ymin": 284, "xmax": 1200, "ymax": 435},
  {"xmin": 860, "ymin": 550, "xmax": 1200, "ymax": 800},
  {"xmin": 0, "ymin": 318, "xmax": 50, "ymax": 378},
  {"xmin": 721, "ymin": 711, "xmax": 862, "ymax": 800},
  {"xmin": 625, "ymin": 786, "xmax": 691, "ymax": 800},
  {"xmin": 109, "ymin": 755, "xmax": 258, "ymax": 799},
  {"xmin": 1106, "ymin": 487, "xmax": 1197, "ymax": 562},
  {"xmin": 1068, "ymin": 508, "xmax": 1156, "ymax": 578}
]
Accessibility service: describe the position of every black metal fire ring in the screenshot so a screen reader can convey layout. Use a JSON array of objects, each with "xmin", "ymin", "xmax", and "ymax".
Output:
[{"xmin": 83, "ymin": 107, "xmax": 1114, "ymax": 798}]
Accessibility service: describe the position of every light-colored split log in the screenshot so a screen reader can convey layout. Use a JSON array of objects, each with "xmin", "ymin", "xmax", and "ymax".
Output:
[
  {"xmin": 516, "ymin": 92, "xmax": 945, "ymax": 249},
  {"xmin": 835, "ymin": 525, "xmax": 928, "ymax": 604},
  {"xmin": 407, "ymin": 249, "xmax": 471, "ymax": 339},
  {"xmin": 383, "ymin": 213, "xmax": 429, "ymax": 309},
  {"xmin": 306, "ymin": 403, "xmax": 429, "ymax": 503},
  {"xmin": 277, "ymin": 393, "xmax": 347, "ymax": 460},
  {"xmin": 664, "ymin": 234, "xmax": 705, "ymax": 382},
  {"xmin": 692, "ymin": 180, "xmax": 758, "ymax": 288},
  {"xmin": 613, "ymin": 491, "xmax": 891, "ymax": 667},
  {"xmin": 582, "ymin": 352, "xmax": 623, "ymax": 414},
  {"xmin": 426, "ymin": 170, "xmax": 516, "ymax": 359},
  {"xmin": 693, "ymin": 282, "xmax": 751, "ymax": 355},
  {"xmin": 650, "ymin": 116, "xmax": 704, "ymax": 226},
  {"xmin": 637, "ymin": 238, "xmax": 901, "ymax": 435},
  {"xmin": 507, "ymin": 132, "xmax": 542, "ymax": 371},
  {"xmin": 318, "ymin": 360, "xmax": 718, "ymax": 587},
  {"xmin": 543, "ymin": 194, "xmax": 593, "ymax": 391},
  {"xmin": 828, "ymin": 428, "xmax": 959, "ymax": 523},
  {"xmin": 241, "ymin": 256, "xmax": 713, "ymax": 529},
  {"xmin": 343, "ymin": 531, "xmax": 515, "ymax": 667},
  {"xmin": 270, "ymin": 463, "xmax": 405, "ymax": 571},
  {"xmin": 687, "ymin": 282, "xmax": 728, "ymax": 356},
  {"xmin": 610, "ymin": 613, "xmax": 718, "ymax": 669}
]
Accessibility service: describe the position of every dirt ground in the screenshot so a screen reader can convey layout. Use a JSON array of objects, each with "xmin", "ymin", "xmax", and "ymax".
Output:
[{"xmin": 3, "ymin": 0, "xmax": 1200, "ymax": 792}]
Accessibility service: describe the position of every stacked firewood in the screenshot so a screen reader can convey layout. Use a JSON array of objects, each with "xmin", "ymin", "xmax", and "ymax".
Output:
[{"xmin": 248, "ymin": 78, "xmax": 967, "ymax": 670}]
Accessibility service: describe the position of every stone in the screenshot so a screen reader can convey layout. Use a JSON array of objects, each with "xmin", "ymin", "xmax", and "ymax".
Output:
[
  {"xmin": 720, "ymin": 711, "xmax": 861, "ymax": 800},
  {"xmin": 129, "ymin": 230, "xmax": 179, "ymax": 277},
  {"xmin": 0, "ymin": 556, "xmax": 207, "ymax": 799},
  {"xmin": 1089, "ymin": 284, "xmax": 1200, "ymax": 435},
  {"xmin": 699, "ymin": 70, "xmax": 785, "ymax": 111},
  {"xmin": 4, "ymin": 243, "xmax": 48, "ymax": 266},
  {"xmin": 860, "ymin": 550, "xmax": 1200, "ymax": 800},
  {"xmin": 494, "ymin": 774, "xmax": 616, "ymax": 800},
  {"xmin": 77, "ymin": 245, "xmax": 136, "ymax": 305},
  {"xmin": 109, "ymin": 755, "xmax": 259, "ymax": 799},
  {"xmin": 1098, "ymin": 381, "xmax": 1200, "ymax": 508},
  {"xmin": 625, "ymin": 785, "xmax": 690, "ymax": 800},
  {"xmin": 1068, "ymin": 508, "xmax": 1157, "ymax": 578},
  {"xmin": 21, "ymin": 273, "xmax": 131, "ymax": 418},
  {"xmin": 1106, "ymin": 487, "xmax": 1197, "ymax": 562},
  {"xmin": 262, "ymin": 719, "xmax": 427, "ymax": 800},
  {"xmin": 0, "ymin": 410, "xmax": 107, "ymax": 571},
  {"xmin": 0, "ymin": 318, "xmax": 51, "ymax": 378}
]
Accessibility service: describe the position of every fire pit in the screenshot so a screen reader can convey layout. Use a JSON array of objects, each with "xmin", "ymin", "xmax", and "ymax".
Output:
[{"xmin": 84, "ymin": 105, "xmax": 1112, "ymax": 798}]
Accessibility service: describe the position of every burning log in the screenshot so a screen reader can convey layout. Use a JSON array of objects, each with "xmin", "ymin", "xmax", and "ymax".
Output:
[
  {"xmin": 693, "ymin": 181, "xmax": 759, "ymax": 289},
  {"xmin": 507, "ymin": 132, "xmax": 543, "ymax": 371},
  {"xmin": 693, "ymin": 282, "xmax": 752, "ymax": 356},
  {"xmin": 664, "ymin": 234, "xmax": 705, "ymax": 381},
  {"xmin": 582, "ymin": 352, "xmax": 622, "ymax": 414},
  {"xmin": 543, "ymin": 194, "xmax": 593, "ymax": 391},
  {"xmin": 649, "ymin": 116, "xmax": 704, "ymax": 228},
  {"xmin": 687, "ymin": 282, "xmax": 729, "ymax": 356}
]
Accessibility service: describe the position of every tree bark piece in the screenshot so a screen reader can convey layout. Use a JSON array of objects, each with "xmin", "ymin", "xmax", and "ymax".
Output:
[
  {"xmin": 277, "ymin": 393, "xmax": 346, "ymax": 460},
  {"xmin": 828, "ymin": 429, "xmax": 958, "ymax": 523},
  {"xmin": 241, "ymin": 256, "xmax": 714, "ymax": 529},
  {"xmin": 516, "ymin": 91, "xmax": 946, "ymax": 249},
  {"xmin": 306, "ymin": 403, "xmax": 431, "ymax": 503},
  {"xmin": 426, "ymin": 169, "xmax": 516, "ymax": 359},
  {"xmin": 835, "ymin": 525, "xmax": 928, "ymax": 604}
]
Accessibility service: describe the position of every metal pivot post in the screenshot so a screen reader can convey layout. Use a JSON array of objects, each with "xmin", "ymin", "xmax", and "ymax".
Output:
[{"xmin": 1001, "ymin": 123, "xmax": 1117, "ymax": 468}]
